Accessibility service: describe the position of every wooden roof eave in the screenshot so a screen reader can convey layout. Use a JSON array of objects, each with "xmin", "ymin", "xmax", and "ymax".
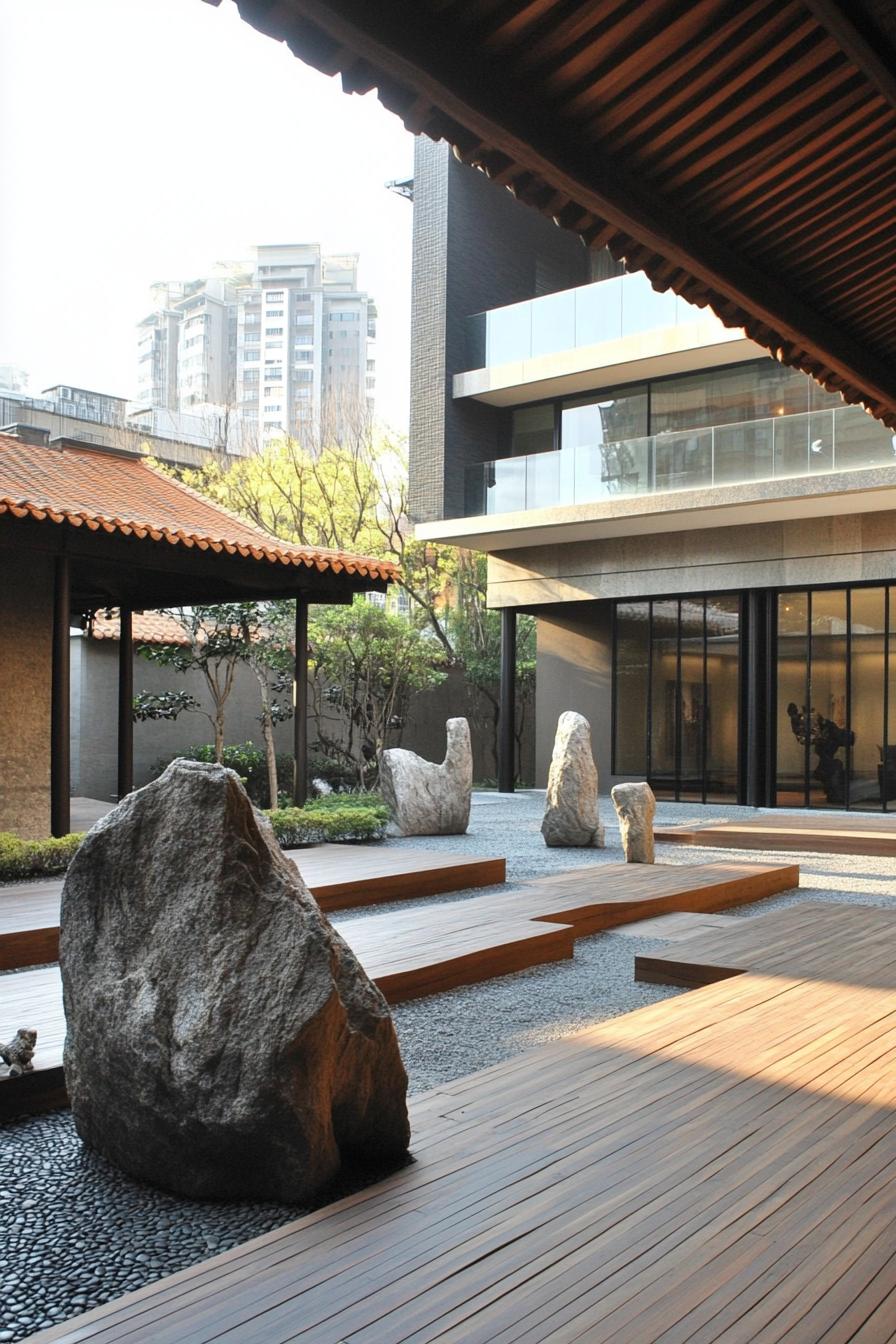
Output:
[{"xmin": 222, "ymin": 0, "xmax": 896, "ymax": 428}]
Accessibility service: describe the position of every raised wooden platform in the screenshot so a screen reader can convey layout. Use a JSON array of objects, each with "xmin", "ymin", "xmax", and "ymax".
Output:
[
  {"xmin": 27, "ymin": 899, "xmax": 896, "ymax": 1344},
  {"xmin": 0, "ymin": 860, "xmax": 796, "ymax": 1117},
  {"xmin": 0, "ymin": 844, "xmax": 506, "ymax": 972},
  {"xmin": 636, "ymin": 900, "xmax": 896, "ymax": 989},
  {"xmin": 655, "ymin": 811, "xmax": 896, "ymax": 857}
]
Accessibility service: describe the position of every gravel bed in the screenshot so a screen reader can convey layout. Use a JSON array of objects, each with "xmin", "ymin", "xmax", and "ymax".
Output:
[{"xmin": 3, "ymin": 789, "xmax": 895, "ymax": 1339}]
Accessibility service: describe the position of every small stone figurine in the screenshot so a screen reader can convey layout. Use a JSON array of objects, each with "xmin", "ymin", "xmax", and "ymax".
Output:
[{"xmin": 1, "ymin": 1027, "xmax": 37, "ymax": 1077}]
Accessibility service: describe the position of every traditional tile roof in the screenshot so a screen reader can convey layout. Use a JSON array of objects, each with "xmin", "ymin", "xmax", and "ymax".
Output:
[
  {"xmin": 0, "ymin": 434, "xmax": 397, "ymax": 581},
  {"xmin": 87, "ymin": 610, "xmax": 193, "ymax": 646}
]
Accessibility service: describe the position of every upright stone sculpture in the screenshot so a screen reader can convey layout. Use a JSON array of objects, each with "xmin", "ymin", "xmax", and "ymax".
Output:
[
  {"xmin": 60, "ymin": 759, "xmax": 410, "ymax": 1204},
  {"xmin": 379, "ymin": 717, "xmax": 472, "ymax": 836},
  {"xmin": 611, "ymin": 781, "xmax": 657, "ymax": 863},
  {"xmin": 541, "ymin": 711, "xmax": 604, "ymax": 847}
]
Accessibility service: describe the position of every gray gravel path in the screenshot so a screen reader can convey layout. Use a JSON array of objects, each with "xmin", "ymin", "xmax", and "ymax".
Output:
[{"xmin": 3, "ymin": 790, "xmax": 894, "ymax": 1340}]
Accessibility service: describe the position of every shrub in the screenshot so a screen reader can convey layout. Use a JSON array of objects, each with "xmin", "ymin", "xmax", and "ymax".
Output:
[
  {"xmin": 267, "ymin": 799, "xmax": 388, "ymax": 847},
  {"xmin": 0, "ymin": 831, "xmax": 84, "ymax": 881}
]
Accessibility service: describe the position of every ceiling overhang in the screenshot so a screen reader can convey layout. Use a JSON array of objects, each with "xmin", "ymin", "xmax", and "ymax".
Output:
[{"xmin": 211, "ymin": 0, "xmax": 896, "ymax": 428}]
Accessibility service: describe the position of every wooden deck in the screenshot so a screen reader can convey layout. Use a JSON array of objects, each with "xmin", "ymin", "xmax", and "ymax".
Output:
[
  {"xmin": 0, "ymin": 845, "xmax": 506, "ymax": 972},
  {"xmin": 0, "ymin": 860, "xmax": 796, "ymax": 1118},
  {"xmin": 26, "ymin": 898, "xmax": 896, "ymax": 1344},
  {"xmin": 655, "ymin": 811, "xmax": 896, "ymax": 857},
  {"xmin": 635, "ymin": 900, "xmax": 896, "ymax": 989}
]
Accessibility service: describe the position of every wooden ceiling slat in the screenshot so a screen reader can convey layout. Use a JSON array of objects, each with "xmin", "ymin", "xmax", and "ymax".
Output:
[
  {"xmin": 698, "ymin": 104, "xmax": 891, "ymax": 224},
  {"xmin": 685, "ymin": 85, "xmax": 876, "ymax": 212},
  {"xmin": 496, "ymin": 0, "xmax": 648, "ymax": 74},
  {"xmin": 586, "ymin": 3, "xmax": 808, "ymax": 147},
  {"xmin": 538, "ymin": 0, "xmax": 725, "ymax": 102},
  {"xmin": 647, "ymin": 55, "xmax": 858, "ymax": 188},
  {"xmin": 744, "ymin": 168, "xmax": 896, "ymax": 268}
]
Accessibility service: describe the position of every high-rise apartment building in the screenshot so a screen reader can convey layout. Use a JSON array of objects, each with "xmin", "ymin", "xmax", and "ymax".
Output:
[{"xmin": 136, "ymin": 245, "xmax": 376, "ymax": 448}]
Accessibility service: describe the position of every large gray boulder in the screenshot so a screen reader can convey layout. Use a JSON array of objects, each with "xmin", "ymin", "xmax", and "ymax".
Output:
[
  {"xmin": 611, "ymin": 781, "xmax": 657, "ymax": 863},
  {"xmin": 541, "ymin": 711, "xmax": 604, "ymax": 848},
  {"xmin": 379, "ymin": 717, "xmax": 472, "ymax": 836},
  {"xmin": 59, "ymin": 759, "xmax": 410, "ymax": 1204}
]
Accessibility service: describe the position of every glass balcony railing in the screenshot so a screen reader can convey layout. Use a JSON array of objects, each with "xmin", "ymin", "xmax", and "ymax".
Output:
[
  {"xmin": 464, "ymin": 271, "xmax": 729, "ymax": 371},
  {"xmin": 464, "ymin": 406, "xmax": 896, "ymax": 516}
]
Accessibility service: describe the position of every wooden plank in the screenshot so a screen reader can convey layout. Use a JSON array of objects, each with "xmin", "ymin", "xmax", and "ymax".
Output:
[
  {"xmin": 0, "ymin": 861, "xmax": 796, "ymax": 1118},
  {"xmin": 656, "ymin": 812, "xmax": 896, "ymax": 857},
  {"xmin": 23, "ymin": 919, "xmax": 896, "ymax": 1344},
  {"xmin": 0, "ymin": 845, "xmax": 507, "ymax": 971}
]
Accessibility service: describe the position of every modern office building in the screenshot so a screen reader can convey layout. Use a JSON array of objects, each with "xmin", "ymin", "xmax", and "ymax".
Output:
[
  {"xmin": 137, "ymin": 245, "xmax": 376, "ymax": 447},
  {"xmin": 411, "ymin": 140, "xmax": 896, "ymax": 812}
]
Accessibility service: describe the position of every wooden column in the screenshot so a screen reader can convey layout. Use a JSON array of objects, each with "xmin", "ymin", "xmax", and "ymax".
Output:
[
  {"xmin": 293, "ymin": 595, "xmax": 309, "ymax": 807},
  {"xmin": 497, "ymin": 606, "xmax": 517, "ymax": 793},
  {"xmin": 50, "ymin": 554, "xmax": 71, "ymax": 838},
  {"xmin": 117, "ymin": 607, "xmax": 134, "ymax": 801}
]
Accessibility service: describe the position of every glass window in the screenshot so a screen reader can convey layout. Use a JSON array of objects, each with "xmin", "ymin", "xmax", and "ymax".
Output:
[
  {"xmin": 649, "ymin": 599, "xmax": 680, "ymax": 799},
  {"xmin": 614, "ymin": 594, "xmax": 741, "ymax": 801},
  {"xmin": 562, "ymin": 386, "xmax": 648, "ymax": 450},
  {"xmin": 776, "ymin": 592, "xmax": 809, "ymax": 806},
  {"xmin": 512, "ymin": 405, "xmax": 554, "ymax": 456},
  {"xmin": 651, "ymin": 359, "xmax": 808, "ymax": 435},
  {"xmin": 614, "ymin": 603, "xmax": 649, "ymax": 774},
  {"xmin": 850, "ymin": 587, "xmax": 886, "ymax": 810}
]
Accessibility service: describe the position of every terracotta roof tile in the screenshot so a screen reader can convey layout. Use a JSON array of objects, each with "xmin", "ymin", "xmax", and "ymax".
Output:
[
  {"xmin": 88, "ymin": 610, "xmax": 193, "ymax": 646},
  {"xmin": 0, "ymin": 434, "xmax": 397, "ymax": 582}
]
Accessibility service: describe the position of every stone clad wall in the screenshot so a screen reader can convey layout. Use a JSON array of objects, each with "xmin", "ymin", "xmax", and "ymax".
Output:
[{"xmin": 0, "ymin": 550, "xmax": 54, "ymax": 838}]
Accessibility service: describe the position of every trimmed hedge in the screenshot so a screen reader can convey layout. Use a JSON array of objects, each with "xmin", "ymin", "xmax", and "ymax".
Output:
[
  {"xmin": 0, "ymin": 795, "xmax": 389, "ymax": 881},
  {"xmin": 0, "ymin": 831, "xmax": 85, "ymax": 882},
  {"xmin": 267, "ymin": 798, "xmax": 389, "ymax": 847}
]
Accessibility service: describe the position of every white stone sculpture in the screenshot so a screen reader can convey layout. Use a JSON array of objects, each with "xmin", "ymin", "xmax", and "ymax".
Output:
[
  {"xmin": 611, "ymin": 781, "xmax": 657, "ymax": 863},
  {"xmin": 379, "ymin": 717, "xmax": 473, "ymax": 836},
  {"xmin": 541, "ymin": 711, "xmax": 604, "ymax": 847}
]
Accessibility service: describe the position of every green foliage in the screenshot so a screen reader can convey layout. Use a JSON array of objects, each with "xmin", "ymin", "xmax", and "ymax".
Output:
[
  {"xmin": 309, "ymin": 597, "xmax": 446, "ymax": 786},
  {"xmin": 0, "ymin": 831, "xmax": 84, "ymax": 881},
  {"xmin": 266, "ymin": 798, "xmax": 388, "ymax": 846},
  {"xmin": 133, "ymin": 689, "xmax": 200, "ymax": 722},
  {"xmin": 156, "ymin": 743, "xmax": 295, "ymax": 807}
]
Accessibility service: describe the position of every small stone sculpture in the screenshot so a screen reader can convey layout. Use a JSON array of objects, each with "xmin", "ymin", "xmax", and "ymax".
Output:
[
  {"xmin": 379, "ymin": 717, "xmax": 473, "ymax": 836},
  {"xmin": 611, "ymin": 782, "xmax": 657, "ymax": 863},
  {"xmin": 541, "ymin": 711, "xmax": 604, "ymax": 847},
  {"xmin": 0, "ymin": 1027, "xmax": 37, "ymax": 1077},
  {"xmin": 60, "ymin": 760, "xmax": 410, "ymax": 1204}
]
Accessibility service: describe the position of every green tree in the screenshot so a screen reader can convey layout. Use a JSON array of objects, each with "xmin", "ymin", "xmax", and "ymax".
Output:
[
  {"xmin": 133, "ymin": 606, "xmax": 248, "ymax": 761},
  {"xmin": 169, "ymin": 426, "xmax": 535, "ymax": 777},
  {"xmin": 308, "ymin": 598, "xmax": 447, "ymax": 787}
]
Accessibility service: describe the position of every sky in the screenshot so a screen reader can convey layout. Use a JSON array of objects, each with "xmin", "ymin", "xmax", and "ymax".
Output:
[{"xmin": 0, "ymin": 0, "xmax": 417, "ymax": 430}]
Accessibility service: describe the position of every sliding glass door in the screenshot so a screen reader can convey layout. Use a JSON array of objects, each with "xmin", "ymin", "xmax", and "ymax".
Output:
[
  {"xmin": 614, "ymin": 595, "xmax": 742, "ymax": 802},
  {"xmin": 775, "ymin": 585, "xmax": 894, "ymax": 810}
]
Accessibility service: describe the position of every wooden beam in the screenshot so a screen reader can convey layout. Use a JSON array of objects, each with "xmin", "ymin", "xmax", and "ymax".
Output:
[
  {"xmin": 117, "ymin": 607, "xmax": 134, "ymax": 802},
  {"xmin": 238, "ymin": 0, "xmax": 896, "ymax": 416},
  {"xmin": 50, "ymin": 555, "xmax": 70, "ymax": 839},
  {"xmin": 801, "ymin": 0, "xmax": 896, "ymax": 113},
  {"xmin": 293, "ymin": 596, "xmax": 309, "ymax": 807},
  {"xmin": 497, "ymin": 606, "xmax": 516, "ymax": 793}
]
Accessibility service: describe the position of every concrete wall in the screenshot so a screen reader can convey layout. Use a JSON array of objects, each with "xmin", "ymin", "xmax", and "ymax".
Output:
[
  {"xmin": 489, "ymin": 509, "xmax": 896, "ymax": 608},
  {"xmin": 70, "ymin": 637, "xmax": 296, "ymax": 802},
  {"xmin": 535, "ymin": 603, "xmax": 613, "ymax": 790},
  {"xmin": 70, "ymin": 638, "xmax": 538, "ymax": 800},
  {"xmin": 409, "ymin": 138, "xmax": 590, "ymax": 523},
  {"xmin": 0, "ymin": 551, "xmax": 53, "ymax": 837}
]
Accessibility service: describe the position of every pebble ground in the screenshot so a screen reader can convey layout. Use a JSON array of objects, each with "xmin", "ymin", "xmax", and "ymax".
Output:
[{"xmin": 3, "ymin": 791, "xmax": 895, "ymax": 1340}]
